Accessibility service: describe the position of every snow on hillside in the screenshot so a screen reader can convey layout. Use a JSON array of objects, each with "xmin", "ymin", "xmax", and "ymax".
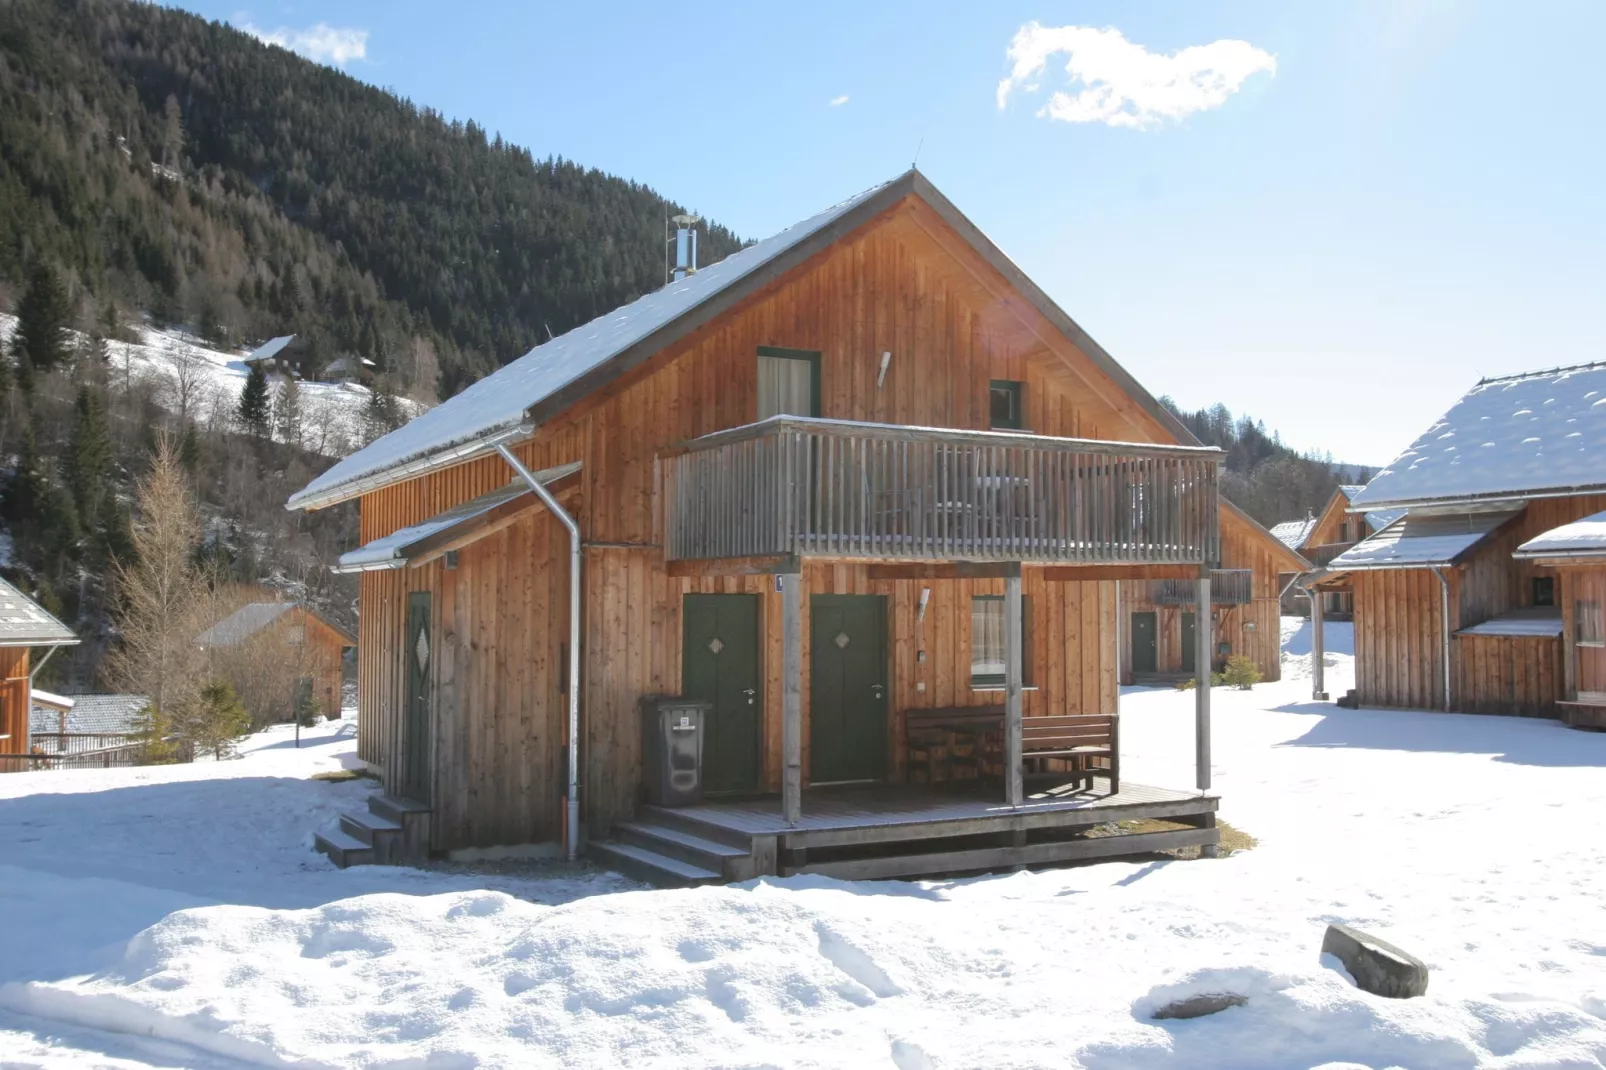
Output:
[
  {"xmin": 0, "ymin": 314, "xmax": 422, "ymax": 458},
  {"xmin": 4, "ymin": 657, "xmax": 1606, "ymax": 1067}
]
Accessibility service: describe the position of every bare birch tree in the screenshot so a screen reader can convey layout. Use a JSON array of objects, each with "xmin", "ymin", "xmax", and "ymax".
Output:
[{"xmin": 165, "ymin": 343, "xmax": 206, "ymax": 425}]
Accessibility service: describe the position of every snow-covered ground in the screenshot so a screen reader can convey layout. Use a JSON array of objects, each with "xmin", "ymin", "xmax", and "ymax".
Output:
[
  {"xmin": 3, "ymin": 628, "xmax": 1605, "ymax": 1068},
  {"xmin": 0, "ymin": 315, "xmax": 415, "ymax": 457}
]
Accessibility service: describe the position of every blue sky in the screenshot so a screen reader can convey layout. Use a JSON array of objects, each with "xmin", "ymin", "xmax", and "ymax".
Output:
[{"xmin": 185, "ymin": 1, "xmax": 1606, "ymax": 466}]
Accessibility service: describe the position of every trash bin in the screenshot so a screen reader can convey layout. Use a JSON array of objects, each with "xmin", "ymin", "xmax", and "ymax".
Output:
[{"xmin": 640, "ymin": 696, "xmax": 709, "ymax": 807}]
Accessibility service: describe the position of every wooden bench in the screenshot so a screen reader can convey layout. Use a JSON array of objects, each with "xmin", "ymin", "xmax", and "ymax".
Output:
[
  {"xmin": 1020, "ymin": 714, "xmax": 1119, "ymax": 794},
  {"xmin": 904, "ymin": 705, "xmax": 1003, "ymax": 783}
]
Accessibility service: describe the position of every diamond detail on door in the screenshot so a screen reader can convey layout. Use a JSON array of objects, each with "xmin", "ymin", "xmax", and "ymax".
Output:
[
  {"xmin": 414, "ymin": 630, "xmax": 430, "ymax": 672},
  {"xmin": 708, "ymin": 636, "xmax": 724, "ymax": 655},
  {"xmin": 834, "ymin": 632, "xmax": 851, "ymax": 649}
]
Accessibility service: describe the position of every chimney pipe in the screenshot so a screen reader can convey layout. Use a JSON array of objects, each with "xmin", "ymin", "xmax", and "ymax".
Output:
[{"xmin": 670, "ymin": 213, "xmax": 701, "ymax": 283}]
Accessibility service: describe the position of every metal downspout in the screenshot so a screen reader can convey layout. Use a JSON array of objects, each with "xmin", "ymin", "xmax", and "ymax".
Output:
[
  {"xmin": 496, "ymin": 443, "xmax": 583, "ymax": 861},
  {"xmin": 1431, "ymin": 566, "xmax": 1453, "ymax": 712}
]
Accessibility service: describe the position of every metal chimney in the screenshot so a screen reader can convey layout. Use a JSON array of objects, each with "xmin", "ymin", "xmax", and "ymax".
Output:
[{"xmin": 670, "ymin": 213, "xmax": 701, "ymax": 283}]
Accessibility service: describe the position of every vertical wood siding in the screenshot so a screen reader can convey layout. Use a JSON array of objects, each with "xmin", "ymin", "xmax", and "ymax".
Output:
[{"xmin": 0, "ymin": 647, "xmax": 29, "ymax": 771}]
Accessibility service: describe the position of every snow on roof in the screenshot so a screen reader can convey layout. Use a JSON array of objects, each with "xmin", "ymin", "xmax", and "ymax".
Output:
[
  {"xmin": 29, "ymin": 689, "xmax": 73, "ymax": 711},
  {"xmin": 245, "ymin": 335, "xmax": 295, "ymax": 363},
  {"xmin": 195, "ymin": 603, "xmax": 295, "ymax": 647},
  {"xmin": 334, "ymin": 462, "xmax": 579, "ymax": 573},
  {"xmin": 1513, "ymin": 509, "xmax": 1606, "ymax": 558},
  {"xmin": 1271, "ymin": 517, "xmax": 1316, "ymax": 549},
  {"xmin": 288, "ymin": 178, "xmax": 898, "ymax": 510},
  {"xmin": 1365, "ymin": 507, "xmax": 1407, "ymax": 532},
  {"xmin": 28, "ymin": 693, "xmax": 149, "ymax": 736},
  {"xmin": 1455, "ymin": 608, "xmax": 1564, "ymax": 638},
  {"xmin": 1337, "ymin": 485, "xmax": 1364, "ymax": 500},
  {"xmin": 1351, "ymin": 362, "xmax": 1606, "ymax": 510},
  {"xmin": 0, "ymin": 576, "xmax": 77, "ymax": 647},
  {"xmin": 1327, "ymin": 507, "xmax": 1520, "ymax": 569}
]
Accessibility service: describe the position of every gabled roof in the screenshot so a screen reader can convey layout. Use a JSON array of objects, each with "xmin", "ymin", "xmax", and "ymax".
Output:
[
  {"xmin": 245, "ymin": 335, "xmax": 295, "ymax": 363},
  {"xmin": 0, "ymin": 576, "xmax": 77, "ymax": 647},
  {"xmin": 1327, "ymin": 507, "xmax": 1520, "ymax": 570},
  {"xmin": 1513, "ymin": 509, "xmax": 1606, "ymax": 559},
  {"xmin": 1222, "ymin": 499, "xmax": 1312, "ymax": 573},
  {"xmin": 196, "ymin": 602, "xmax": 355, "ymax": 647},
  {"xmin": 1351, "ymin": 362, "xmax": 1606, "ymax": 510},
  {"xmin": 29, "ymin": 693, "xmax": 149, "ymax": 736},
  {"xmin": 1337, "ymin": 485, "xmax": 1364, "ymax": 500},
  {"xmin": 287, "ymin": 170, "xmax": 1197, "ymax": 511},
  {"xmin": 1271, "ymin": 516, "xmax": 1317, "ymax": 550}
]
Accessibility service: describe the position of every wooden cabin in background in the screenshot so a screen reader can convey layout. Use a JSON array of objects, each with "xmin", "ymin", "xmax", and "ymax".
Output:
[
  {"xmin": 289, "ymin": 171, "xmax": 1227, "ymax": 883},
  {"xmin": 0, "ymin": 577, "xmax": 79, "ymax": 772},
  {"xmin": 1311, "ymin": 362, "xmax": 1606, "ymax": 718},
  {"xmin": 196, "ymin": 599, "xmax": 355, "ymax": 723},
  {"xmin": 1271, "ymin": 485, "xmax": 1403, "ymax": 619},
  {"xmin": 1513, "ymin": 511, "xmax": 1606, "ymax": 729},
  {"xmin": 1122, "ymin": 501, "xmax": 1309, "ymax": 684}
]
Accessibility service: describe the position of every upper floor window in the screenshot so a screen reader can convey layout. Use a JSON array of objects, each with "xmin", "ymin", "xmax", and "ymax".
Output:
[
  {"xmin": 757, "ymin": 347, "xmax": 820, "ymax": 420},
  {"xmin": 1532, "ymin": 575, "xmax": 1556, "ymax": 608},
  {"xmin": 989, "ymin": 380, "xmax": 1024, "ymax": 430}
]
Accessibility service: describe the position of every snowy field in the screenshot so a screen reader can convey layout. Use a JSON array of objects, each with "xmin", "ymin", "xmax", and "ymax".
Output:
[
  {"xmin": 2, "ymin": 625, "xmax": 1606, "ymax": 1068},
  {"xmin": 0, "ymin": 315, "xmax": 414, "ymax": 458}
]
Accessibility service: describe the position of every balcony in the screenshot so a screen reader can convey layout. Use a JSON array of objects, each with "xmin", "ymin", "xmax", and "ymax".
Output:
[
  {"xmin": 1149, "ymin": 569, "xmax": 1253, "ymax": 605},
  {"xmin": 661, "ymin": 417, "xmax": 1223, "ymax": 566}
]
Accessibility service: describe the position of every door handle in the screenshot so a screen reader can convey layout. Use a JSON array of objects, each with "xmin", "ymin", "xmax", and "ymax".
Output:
[{"xmin": 742, "ymin": 688, "xmax": 756, "ymax": 705}]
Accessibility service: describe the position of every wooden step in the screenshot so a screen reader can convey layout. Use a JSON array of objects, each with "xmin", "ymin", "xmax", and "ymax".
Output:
[
  {"xmin": 315, "ymin": 828, "xmax": 374, "ymax": 869},
  {"xmin": 638, "ymin": 804, "xmax": 754, "ymax": 849},
  {"xmin": 368, "ymin": 793, "xmax": 429, "ymax": 825},
  {"xmin": 587, "ymin": 840, "xmax": 722, "ymax": 888},
  {"xmin": 365, "ymin": 794, "xmax": 431, "ymax": 862},
  {"xmin": 615, "ymin": 821, "xmax": 749, "ymax": 879},
  {"xmin": 339, "ymin": 811, "xmax": 403, "ymax": 864}
]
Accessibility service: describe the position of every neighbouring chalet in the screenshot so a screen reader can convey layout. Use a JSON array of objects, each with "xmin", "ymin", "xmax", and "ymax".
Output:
[
  {"xmin": 1122, "ymin": 501, "xmax": 1309, "ymax": 685},
  {"xmin": 1308, "ymin": 361, "xmax": 1606, "ymax": 720},
  {"xmin": 195, "ymin": 600, "xmax": 356, "ymax": 722},
  {"xmin": 1512, "ymin": 512, "xmax": 1606, "ymax": 729},
  {"xmin": 289, "ymin": 171, "xmax": 1231, "ymax": 882},
  {"xmin": 244, "ymin": 334, "xmax": 373, "ymax": 382},
  {"xmin": 0, "ymin": 577, "xmax": 79, "ymax": 772},
  {"xmin": 1272, "ymin": 486, "xmax": 1404, "ymax": 618}
]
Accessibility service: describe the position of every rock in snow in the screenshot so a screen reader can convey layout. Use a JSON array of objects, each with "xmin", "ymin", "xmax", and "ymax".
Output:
[
  {"xmin": 1151, "ymin": 992, "xmax": 1249, "ymax": 1019},
  {"xmin": 1322, "ymin": 923, "xmax": 1430, "ymax": 999}
]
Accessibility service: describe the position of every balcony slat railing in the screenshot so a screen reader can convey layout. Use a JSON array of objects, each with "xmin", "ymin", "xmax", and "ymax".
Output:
[
  {"xmin": 1149, "ymin": 569, "xmax": 1253, "ymax": 605},
  {"xmin": 663, "ymin": 417, "xmax": 1223, "ymax": 565}
]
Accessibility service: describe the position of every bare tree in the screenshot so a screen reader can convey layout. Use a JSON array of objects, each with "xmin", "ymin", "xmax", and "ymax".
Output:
[{"xmin": 165, "ymin": 343, "xmax": 207, "ymax": 426}]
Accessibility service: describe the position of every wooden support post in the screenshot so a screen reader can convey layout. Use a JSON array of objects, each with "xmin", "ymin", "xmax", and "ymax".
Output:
[
  {"xmin": 1311, "ymin": 585, "xmax": 1327, "ymax": 701},
  {"xmin": 1195, "ymin": 567, "xmax": 1212, "ymax": 793},
  {"xmin": 1004, "ymin": 570, "xmax": 1024, "ymax": 808},
  {"xmin": 781, "ymin": 570, "xmax": 803, "ymax": 826}
]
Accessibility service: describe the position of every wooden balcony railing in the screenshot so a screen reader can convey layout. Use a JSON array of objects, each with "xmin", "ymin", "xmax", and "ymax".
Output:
[
  {"xmin": 1149, "ymin": 569, "xmax": 1253, "ymax": 605},
  {"xmin": 661, "ymin": 417, "xmax": 1222, "ymax": 565}
]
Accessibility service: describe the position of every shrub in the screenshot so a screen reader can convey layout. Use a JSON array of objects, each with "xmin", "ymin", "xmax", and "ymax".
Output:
[{"xmin": 1221, "ymin": 655, "xmax": 1261, "ymax": 690}]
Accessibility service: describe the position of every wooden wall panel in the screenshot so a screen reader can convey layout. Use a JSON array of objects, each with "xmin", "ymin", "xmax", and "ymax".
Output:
[
  {"xmin": 0, "ymin": 647, "xmax": 29, "ymax": 770},
  {"xmin": 1452, "ymin": 634, "xmax": 1562, "ymax": 718}
]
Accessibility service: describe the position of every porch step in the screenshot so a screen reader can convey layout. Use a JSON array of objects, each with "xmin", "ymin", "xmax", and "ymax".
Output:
[
  {"xmin": 638, "ymin": 805, "xmax": 755, "ymax": 849},
  {"xmin": 614, "ymin": 821, "xmax": 750, "ymax": 879},
  {"xmin": 314, "ymin": 828, "xmax": 374, "ymax": 869},
  {"xmin": 339, "ymin": 811, "xmax": 404, "ymax": 864},
  {"xmin": 587, "ymin": 840, "xmax": 723, "ymax": 888},
  {"xmin": 1131, "ymin": 672, "xmax": 1195, "ymax": 686}
]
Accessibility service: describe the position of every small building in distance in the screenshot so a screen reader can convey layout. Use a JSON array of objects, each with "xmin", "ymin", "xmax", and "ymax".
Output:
[
  {"xmin": 196, "ymin": 599, "xmax": 355, "ymax": 725},
  {"xmin": 0, "ymin": 576, "xmax": 79, "ymax": 771},
  {"xmin": 244, "ymin": 334, "xmax": 373, "ymax": 383},
  {"xmin": 1271, "ymin": 486, "xmax": 1405, "ymax": 618}
]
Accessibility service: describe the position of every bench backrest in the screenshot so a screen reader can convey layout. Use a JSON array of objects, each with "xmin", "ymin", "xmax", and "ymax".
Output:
[
  {"xmin": 1020, "ymin": 714, "xmax": 1117, "ymax": 749},
  {"xmin": 904, "ymin": 705, "xmax": 1004, "ymax": 729}
]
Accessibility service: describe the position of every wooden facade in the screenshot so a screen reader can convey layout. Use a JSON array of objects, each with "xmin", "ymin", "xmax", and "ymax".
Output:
[
  {"xmin": 1121, "ymin": 502, "xmax": 1307, "ymax": 683},
  {"xmin": 0, "ymin": 647, "xmax": 28, "ymax": 772},
  {"xmin": 339, "ymin": 190, "xmax": 1219, "ymax": 853}
]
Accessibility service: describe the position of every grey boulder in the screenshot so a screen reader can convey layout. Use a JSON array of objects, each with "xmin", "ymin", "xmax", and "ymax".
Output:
[
  {"xmin": 1322, "ymin": 923, "xmax": 1429, "ymax": 998},
  {"xmin": 1150, "ymin": 993, "xmax": 1248, "ymax": 1020}
]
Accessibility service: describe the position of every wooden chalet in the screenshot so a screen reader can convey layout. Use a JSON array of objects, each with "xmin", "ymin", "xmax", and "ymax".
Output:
[
  {"xmin": 0, "ymin": 577, "xmax": 79, "ymax": 772},
  {"xmin": 1513, "ymin": 512, "xmax": 1606, "ymax": 729},
  {"xmin": 289, "ymin": 171, "xmax": 1228, "ymax": 882},
  {"xmin": 1121, "ymin": 501, "xmax": 1308, "ymax": 684},
  {"xmin": 1271, "ymin": 486, "xmax": 1403, "ymax": 618},
  {"xmin": 1307, "ymin": 362, "xmax": 1606, "ymax": 718},
  {"xmin": 196, "ymin": 599, "xmax": 356, "ymax": 721}
]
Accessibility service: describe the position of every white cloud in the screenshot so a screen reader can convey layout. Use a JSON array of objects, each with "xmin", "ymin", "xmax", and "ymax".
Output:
[
  {"xmin": 829, "ymin": 94, "xmax": 850, "ymax": 107},
  {"xmin": 996, "ymin": 23, "xmax": 1275, "ymax": 129},
  {"xmin": 242, "ymin": 21, "xmax": 369, "ymax": 65}
]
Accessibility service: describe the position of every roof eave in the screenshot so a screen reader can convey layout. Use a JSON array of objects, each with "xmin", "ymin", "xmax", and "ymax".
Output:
[{"xmin": 1349, "ymin": 482, "xmax": 1606, "ymax": 513}]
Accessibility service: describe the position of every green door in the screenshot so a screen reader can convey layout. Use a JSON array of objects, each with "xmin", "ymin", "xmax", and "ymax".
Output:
[
  {"xmin": 809, "ymin": 595, "xmax": 887, "ymax": 784},
  {"xmin": 1181, "ymin": 611, "xmax": 1197, "ymax": 675},
  {"xmin": 1131, "ymin": 611, "xmax": 1157, "ymax": 675},
  {"xmin": 405, "ymin": 591, "xmax": 433, "ymax": 804},
  {"xmin": 682, "ymin": 594, "xmax": 761, "ymax": 794}
]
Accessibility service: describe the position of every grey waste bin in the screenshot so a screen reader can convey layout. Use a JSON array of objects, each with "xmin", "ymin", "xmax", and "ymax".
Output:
[{"xmin": 640, "ymin": 696, "xmax": 709, "ymax": 807}]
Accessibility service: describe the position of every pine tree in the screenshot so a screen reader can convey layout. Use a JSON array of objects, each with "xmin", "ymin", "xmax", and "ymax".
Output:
[
  {"xmin": 161, "ymin": 93, "xmax": 183, "ymax": 171},
  {"xmin": 13, "ymin": 262, "xmax": 72, "ymax": 380},
  {"xmin": 65, "ymin": 384, "xmax": 114, "ymax": 533},
  {"xmin": 273, "ymin": 373, "xmax": 302, "ymax": 447},
  {"xmin": 178, "ymin": 420, "xmax": 201, "ymax": 473},
  {"xmin": 238, "ymin": 362, "xmax": 270, "ymax": 434}
]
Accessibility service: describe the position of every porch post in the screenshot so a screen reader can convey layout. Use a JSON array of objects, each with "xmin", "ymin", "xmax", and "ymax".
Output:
[
  {"xmin": 1311, "ymin": 584, "xmax": 1327, "ymax": 701},
  {"xmin": 1195, "ymin": 565, "xmax": 1212, "ymax": 792},
  {"xmin": 781, "ymin": 570, "xmax": 804, "ymax": 825},
  {"xmin": 1004, "ymin": 566, "xmax": 1024, "ymax": 808}
]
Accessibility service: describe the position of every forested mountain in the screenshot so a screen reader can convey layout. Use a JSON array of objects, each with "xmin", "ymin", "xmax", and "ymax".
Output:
[
  {"xmin": 0, "ymin": 0, "xmax": 744, "ymax": 399},
  {"xmin": 1160, "ymin": 397, "xmax": 1373, "ymax": 529}
]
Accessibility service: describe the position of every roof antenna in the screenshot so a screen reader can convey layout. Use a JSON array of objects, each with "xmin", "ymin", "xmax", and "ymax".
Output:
[{"xmin": 911, "ymin": 136, "xmax": 924, "ymax": 171}]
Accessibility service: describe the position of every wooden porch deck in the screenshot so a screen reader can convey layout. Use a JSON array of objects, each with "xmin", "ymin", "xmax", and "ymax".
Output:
[{"xmin": 604, "ymin": 776, "xmax": 1219, "ymax": 883}]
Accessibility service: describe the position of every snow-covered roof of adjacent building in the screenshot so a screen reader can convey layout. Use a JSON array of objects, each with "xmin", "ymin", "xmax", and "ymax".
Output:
[
  {"xmin": 1512, "ymin": 509, "xmax": 1606, "ymax": 559},
  {"xmin": 0, "ymin": 576, "xmax": 77, "ymax": 647},
  {"xmin": 1350, "ymin": 362, "xmax": 1606, "ymax": 510},
  {"xmin": 1271, "ymin": 516, "xmax": 1317, "ymax": 550},
  {"xmin": 333, "ymin": 462, "xmax": 581, "ymax": 574},
  {"xmin": 1364, "ymin": 507, "xmax": 1408, "ymax": 531},
  {"xmin": 195, "ymin": 603, "xmax": 355, "ymax": 647},
  {"xmin": 28, "ymin": 693, "xmax": 149, "ymax": 736},
  {"xmin": 286, "ymin": 169, "xmax": 1197, "ymax": 511},
  {"xmin": 1455, "ymin": 608, "xmax": 1564, "ymax": 638},
  {"xmin": 245, "ymin": 335, "xmax": 295, "ymax": 363},
  {"xmin": 1327, "ymin": 507, "xmax": 1521, "ymax": 570}
]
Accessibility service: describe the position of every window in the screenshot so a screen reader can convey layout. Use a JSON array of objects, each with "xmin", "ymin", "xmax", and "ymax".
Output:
[
  {"xmin": 989, "ymin": 380, "xmax": 1024, "ymax": 430},
  {"xmin": 970, "ymin": 594, "xmax": 1033, "ymax": 687},
  {"xmin": 757, "ymin": 346, "xmax": 820, "ymax": 419},
  {"xmin": 1532, "ymin": 576, "xmax": 1556, "ymax": 608},
  {"xmin": 1578, "ymin": 600, "xmax": 1604, "ymax": 647}
]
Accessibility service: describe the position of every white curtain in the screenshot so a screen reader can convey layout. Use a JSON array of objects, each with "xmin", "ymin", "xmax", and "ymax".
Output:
[
  {"xmin": 758, "ymin": 355, "xmax": 814, "ymax": 419},
  {"xmin": 971, "ymin": 597, "xmax": 1005, "ymax": 682}
]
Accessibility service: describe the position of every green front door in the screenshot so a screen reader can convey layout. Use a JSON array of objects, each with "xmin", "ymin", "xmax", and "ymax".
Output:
[
  {"xmin": 404, "ymin": 591, "xmax": 433, "ymax": 804},
  {"xmin": 809, "ymin": 595, "xmax": 887, "ymax": 784},
  {"xmin": 682, "ymin": 594, "xmax": 761, "ymax": 794},
  {"xmin": 1181, "ymin": 611, "xmax": 1197, "ymax": 675},
  {"xmin": 1131, "ymin": 611, "xmax": 1157, "ymax": 675}
]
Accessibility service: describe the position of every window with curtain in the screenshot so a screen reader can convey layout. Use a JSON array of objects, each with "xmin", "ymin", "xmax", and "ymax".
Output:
[
  {"xmin": 971, "ymin": 594, "xmax": 1033, "ymax": 687},
  {"xmin": 1577, "ymin": 599, "xmax": 1604, "ymax": 647},
  {"xmin": 757, "ymin": 347, "xmax": 819, "ymax": 419}
]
